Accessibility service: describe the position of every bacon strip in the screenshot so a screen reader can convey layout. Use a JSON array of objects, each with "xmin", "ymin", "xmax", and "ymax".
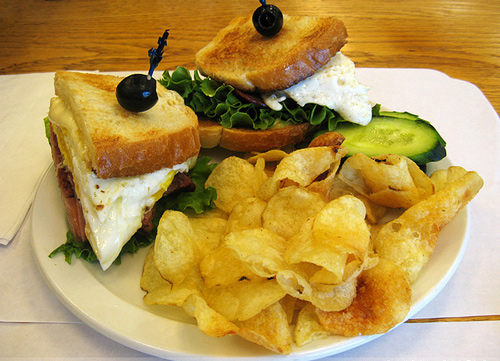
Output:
[
  {"xmin": 233, "ymin": 88, "xmax": 268, "ymax": 107},
  {"xmin": 49, "ymin": 125, "xmax": 87, "ymax": 241}
]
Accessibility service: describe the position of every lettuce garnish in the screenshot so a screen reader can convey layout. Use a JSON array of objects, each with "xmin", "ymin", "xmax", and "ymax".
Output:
[
  {"xmin": 49, "ymin": 156, "xmax": 218, "ymax": 266},
  {"xmin": 159, "ymin": 67, "xmax": 345, "ymax": 131}
]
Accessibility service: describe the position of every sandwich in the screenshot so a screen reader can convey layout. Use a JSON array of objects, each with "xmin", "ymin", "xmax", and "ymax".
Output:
[
  {"xmin": 47, "ymin": 70, "xmax": 200, "ymax": 270},
  {"xmin": 162, "ymin": 14, "xmax": 372, "ymax": 152}
]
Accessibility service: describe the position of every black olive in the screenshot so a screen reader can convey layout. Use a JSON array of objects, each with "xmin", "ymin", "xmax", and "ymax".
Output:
[
  {"xmin": 116, "ymin": 74, "xmax": 158, "ymax": 112},
  {"xmin": 252, "ymin": 3, "xmax": 283, "ymax": 37}
]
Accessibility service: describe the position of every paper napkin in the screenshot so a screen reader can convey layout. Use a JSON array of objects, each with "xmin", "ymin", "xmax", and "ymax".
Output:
[{"xmin": 0, "ymin": 73, "xmax": 54, "ymax": 244}]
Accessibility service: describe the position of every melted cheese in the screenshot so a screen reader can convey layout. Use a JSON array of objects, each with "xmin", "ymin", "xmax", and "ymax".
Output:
[
  {"xmin": 49, "ymin": 97, "xmax": 195, "ymax": 270},
  {"xmin": 262, "ymin": 52, "xmax": 372, "ymax": 126}
]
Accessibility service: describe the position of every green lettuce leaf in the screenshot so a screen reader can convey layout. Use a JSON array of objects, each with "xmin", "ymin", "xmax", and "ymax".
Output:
[
  {"xmin": 49, "ymin": 231, "xmax": 98, "ymax": 264},
  {"xmin": 44, "ymin": 117, "xmax": 51, "ymax": 145},
  {"xmin": 159, "ymin": 67, "xmax": 346, "ymax": 131},
  {"xmin": 156, "ymin": 156, "xmax": 218, "ymax": 217}
]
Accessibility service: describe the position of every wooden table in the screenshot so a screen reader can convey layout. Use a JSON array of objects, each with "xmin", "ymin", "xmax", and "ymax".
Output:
[
  {"xmin": 1, "ymin": 1, "xmax": 500, "ymax": 358},
  {"xmin": 1, "ymin": 0, "xmax": 499, "ymax": 115}
]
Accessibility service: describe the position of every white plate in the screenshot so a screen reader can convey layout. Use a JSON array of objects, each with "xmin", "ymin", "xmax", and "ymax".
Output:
[{"xmin": 31, "ymin": 69, "xmax": 471, "ymax": 360}]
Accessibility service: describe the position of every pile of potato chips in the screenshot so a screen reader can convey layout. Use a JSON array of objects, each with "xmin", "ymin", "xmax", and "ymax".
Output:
[{"xmin": 141, "ymin": 136, "xmax": 483, "ymax": 354}]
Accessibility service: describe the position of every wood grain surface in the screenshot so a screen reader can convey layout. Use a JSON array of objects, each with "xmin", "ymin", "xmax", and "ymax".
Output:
[{"xmin": 0, "ymin": 0, "xmax": 498, "ymax": 114}]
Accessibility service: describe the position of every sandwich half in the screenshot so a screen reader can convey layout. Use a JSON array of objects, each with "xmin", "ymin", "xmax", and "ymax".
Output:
[
  {"xmin": 163, "ymin": 14, "xmax": 372, "ymax": 152},
  {"xmin": 48, "ymin": 71, "xmax": 200, "ymax": 270}
]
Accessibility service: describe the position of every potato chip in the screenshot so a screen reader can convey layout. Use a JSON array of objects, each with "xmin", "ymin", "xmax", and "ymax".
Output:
[
  {"xmin": 140, "ymin": 247, "xmax": 172, "ymax": 304},
  {"xmin": 329, "ymin": 176, "xmax": 387, "ymax": 223},
  {"xmin": 144, "ymin": 147, "xmax": 483, "ymax": 354},
  {"xmin": 189, "ymin": 215, "xmax": 227, "ymax": 257},
  {"xmin": 316, "ymin": 258, "xmax": 411, "ymax": 336},
  {"xmin": 306, "ymin": 145, "xmax": 348, "ymax": 202},
  {"xmin": 305, "ymin": 163, "xmax": 342, "ymax": 202},
  {"xmin": 224, "ymin": 228, "xmax": 288, "ymax": 278},
  {"xmin": 373, "ymin": 170, "xmax": 483, "ymax": 283},
  {"xmin": 294, "ymin": 303, "xmax": 331, "ymax": 347},
  {"xmin": 430, "ymin": 166, "xmax": 468, "ymax": 192},
  {"xmin": 309, "ymin": 266, "xmax": 348, "ymax": 285},
  {"xmin": 285, "ymin": 218, "xmax": 346, "ymax": 285},
  {"xmin": 277, "ymin": 267, "xmax": 358, "ymax": 312},
  {"xmin": 202, "ymin": 278, "xmax": 287, "ymax": 321},
  {"xmin": 279, "ymin": 294, "xmax": 298, "ymax": 325},
  {"xmin": 313, "ymin": 195, "xmax": 370, "ymax": 259},
  {"xmin": 274, "ymin": 147, "xmax": 343, "ymax": 187},
  {"xmin": 252, "ymin": 156, "xmax": 269, "ymax": 188},
  {"xmin": 281, "ymin": 212, "xmax": 379, "ymax": 310},
  {"xmin": 236, "ymin": 302, "xmax": 292, "ymax": 355},
  {"xmin": 154, "ymin": 210, "xmax": 199, "ymax": 285},
  {"xmin": 284, "ymin": 195, "xmax": 371, "ymax": 286},
  {"xmin": 339, "ymin": 153, "xmax": 434, "ymax": 208},
  {"xmin": 262, "ymin": 186, "xmax": 326, "ymax": 239},
  {"xmin": 199, "ymin": 245, "xmax": 257, "ymax": 288},
  {"xmin": 205, "ymin": 156, "xmax": 265, "ymax": 213},
  {"xmin": 307, "ymin": 132, "xmax": 345, "ymax": 148},
  {"xmin": 258, "ymin": 147, "xmax": 344, "ymax": 201},
  {"xmin": 226, "ymin": 197, "xmax": 267, "ymax": 233},
  {"xmin": 246, "ymin": 150, "xmax": 288, "ymax": 177},
  {"xmin": 247, "ymin": 149, "xmax": 288, "ymax": 163},
  {"xmin": 183, "ymin": 293, "xmax": 239, "ymax": 337},
  {"xmin": 145, "ymin": 266, "xmax": 203, "ymax": 307}
]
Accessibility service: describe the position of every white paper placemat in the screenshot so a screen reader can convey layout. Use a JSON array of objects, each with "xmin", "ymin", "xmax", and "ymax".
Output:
[
  {"xmin": 0, "ymin": 73, "xmax": 53, "ymax": 244},
  {"xmin": 0, "ymin": 70, "xmax": 499, "ymax": 360}
]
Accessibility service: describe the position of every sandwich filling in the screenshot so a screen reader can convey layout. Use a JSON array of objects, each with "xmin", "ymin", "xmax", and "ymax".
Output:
[
  {"xmin": 262, "ymin": 52, "xmax": 372, "ymax": 126},
  {"xmin": 49, "ymin": 97, "xmax": 196, "ymax": 270}
]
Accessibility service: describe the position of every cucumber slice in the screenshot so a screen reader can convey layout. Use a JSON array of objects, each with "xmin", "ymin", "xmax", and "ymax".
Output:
[{"xmin": 335, "ymin": 113, "xmax": 446, "ymax": 165}]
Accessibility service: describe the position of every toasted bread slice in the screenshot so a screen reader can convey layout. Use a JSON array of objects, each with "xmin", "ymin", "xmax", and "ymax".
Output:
[
  {"xmin": 195, "ymin": 15, "xmax": 347, "ymax": 93},
  {"xmin": 199, "ymin": 118, "xmax": 312, "ymax": 152},
  {"xmin": 52, "ymin": 71, "xmax": 200, "ymax": 179}
]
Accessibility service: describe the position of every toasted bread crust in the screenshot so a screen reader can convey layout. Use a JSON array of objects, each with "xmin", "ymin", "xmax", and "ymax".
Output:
[
  {"xmin": 198, "ymin": 119, "xmax": 224, "ymax": 149},
  {"xmin": 53, "ymin": 71, "xmax": 200, "ymax": 178},
  {"xmin": 95, "ymin": 123, "xmax": 200, "ymax": 178},
  {"xmin": 195, "ymin": 15, "xmax": 347, "ymax": 92},
  {"xmin": 199, "ymin": 119, "xmax": 311, "ymax": 152}
]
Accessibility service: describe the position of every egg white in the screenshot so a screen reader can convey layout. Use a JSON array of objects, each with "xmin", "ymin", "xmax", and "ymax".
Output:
[{"xmin": 262, "ymin": 52, "xmax": 372, "ymax": 126}]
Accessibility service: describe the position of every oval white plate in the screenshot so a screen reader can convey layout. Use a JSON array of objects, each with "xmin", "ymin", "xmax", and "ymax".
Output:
[{"xmin": 31, "ymin": 152, "xmax": 469, "ymax": 360}]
